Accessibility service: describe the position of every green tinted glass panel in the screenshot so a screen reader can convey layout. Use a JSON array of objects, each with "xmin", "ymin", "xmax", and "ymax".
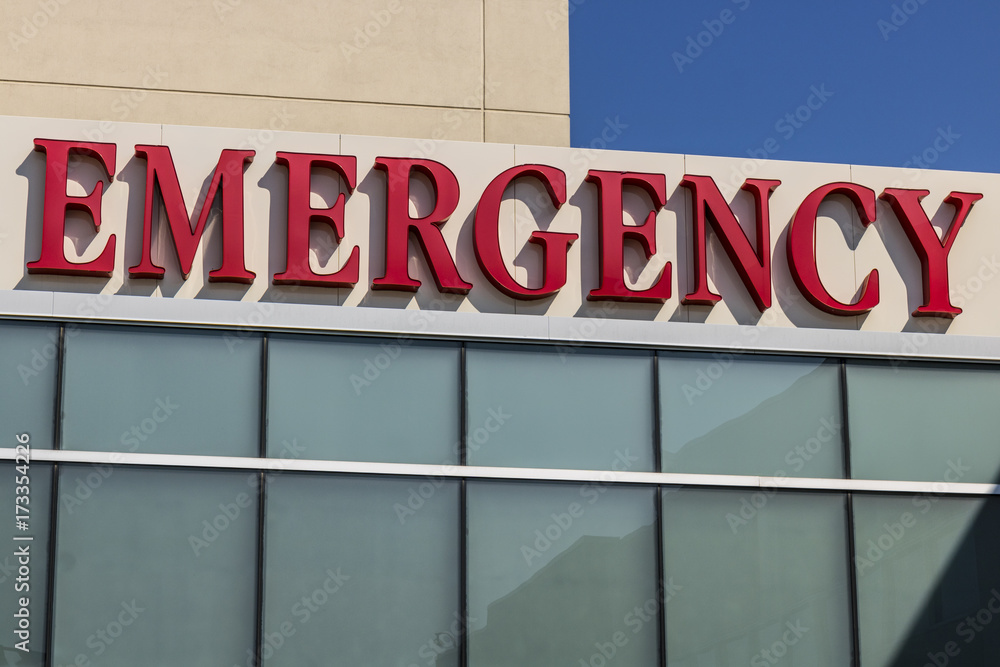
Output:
[
  {"xmin": 51, "ymin": 466, "xmax": 258, "ymax": 666},
  {"xmin": 468, "ymin": 481, "xmax": 658, "ymax": 667},
  {"xmin": 268, "ymin": 336, "xmax": 460, "ymax": 464},
  {"xmin": 264, "ymin": 473, "xmax": 460, "ymax": 667},
  {"xmin": 847, "ymin": 363, "xmax": 1000, "ymax": 482},
  {"xmin": 467, "ymin": 345, "xmax": 654, "ymax": 471},
  {"xmin": 660, "ymin": 354, "xmax": 843, "ymax": 477},
  {"xmin": 62, "ymin": 327, "xmax": 260, "ymax": 456},
  {"xmin": 0, "ymin": 461, "xmax": 52, "ymax": 667},
  {"xmin": 853, "ymin": 494, "xmax": 1000, "ymax": 666},
  {"xmin": 662, "ymin": 488, "xmax": 852, "ymax": 666},
  {"xmin": 0, "ymin": 323, "xmax": 58, "ymax": 448}
]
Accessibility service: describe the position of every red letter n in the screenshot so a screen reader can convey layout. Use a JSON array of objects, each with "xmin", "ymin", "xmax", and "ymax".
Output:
[{"xmin": 679, "ymin": 175, "xmax": 780, "ymax": 311}]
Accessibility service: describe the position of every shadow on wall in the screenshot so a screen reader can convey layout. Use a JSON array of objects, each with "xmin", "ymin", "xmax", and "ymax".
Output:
[{"xmin": 884, "ymin": 500, "xmax": 1000, "ymax": 666}]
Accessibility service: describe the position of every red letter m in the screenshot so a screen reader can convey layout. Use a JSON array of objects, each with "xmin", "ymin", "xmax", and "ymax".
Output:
[{"xmin": 129, "ymin": 145, "xmax": 255, "ymax": 283}]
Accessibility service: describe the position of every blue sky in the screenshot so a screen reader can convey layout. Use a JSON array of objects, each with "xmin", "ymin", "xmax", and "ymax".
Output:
[{"xmin": 570, "ymin": 0, "xmax": 1000, "ymax": 173}]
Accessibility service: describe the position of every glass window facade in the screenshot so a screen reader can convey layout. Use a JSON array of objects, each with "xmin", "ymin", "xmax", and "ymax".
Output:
[
  {"xmin": 662, "ymin": 488, "xmax": 852, "ymax": 666},
  {"xmin": 268, "ymin": 336, "xmax": 460, "ymax": 464},
  {"xmin": 51, "ymin": 466, "xmax": 258, "ymax": 667},
  {"xmin": 0, "ymin": 323, "xmax": 59, "ymax": 449},
  {"xmin": 263, "ymin": 473, "xmax": 460, "ymax": 666},
  {"xmin": 847, "ymin": 362, "xmax": 1000, "ymax": 483},
  {"xmin": 853, "ymin": 494, "xmax": 1000, "ymax": 666},
  {"xmin": 466, "ymin": 344, "xmax": 654, "ymax": 471},
  {"xmin": 62, "ymin": 327, "xmax": 261, "ymax": 457},
  {"xmin": 2, "ymin": 319, "xmax": 998, "ymax": 666},
  {"xmin": 467, "ymin": 481, "xmax": 658, "ymax": 667},
  {"xmin": 660, "ymin": 354, "xmax": 843, "ymax": 477}
]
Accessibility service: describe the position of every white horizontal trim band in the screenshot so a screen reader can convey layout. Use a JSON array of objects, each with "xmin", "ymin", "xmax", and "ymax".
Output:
[
  {"xmin": 2, "ymin": 289, "xmax": 1000, "ymax": 361},
  {"xmin": 3, "ymin": 448, "xmax": 999, "ymax": 496}
]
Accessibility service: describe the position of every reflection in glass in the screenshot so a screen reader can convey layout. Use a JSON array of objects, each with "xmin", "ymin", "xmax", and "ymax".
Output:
[
  {"xmin": 853, "ymin": 495, "xmax": 1000, "ymax": 666},
  {"xmin": 662, "ymin": 488, "xmax": 852, "ymax": 666},
  {"xmin": 264, "ymin": 473, "xmax": 460, "ymax": 667},
  {"xmin": 0, "ymin": 462, "xmax": 52, "ymax": 667},
  {"xmin": 660, "ymin": 354, "xmax": 843, "ymax": 477},
  {"xmin": 268, "ymin": 336, "xmax": 460, "ymax": 464},
  {"xmin": 848, "ymin": 363, "xmax": 1000, "ymax": 482},
  {"xmin": 51, "ymin": 466, "xmax": 257, "ymax": 666},
  {"xmin": 466, "ymin": 345, "xmax": 654, "ymax": 471},
  {"xmin": 62, "ymin": 327, "xmax": 260, "ymax": 456},
  {"xmin": 468, "ymin": 481, "xmax": 658, "ymax": 667},
  {"xmin": 0, "ymin": 323, "xmax": 59, "ymax": 448}
]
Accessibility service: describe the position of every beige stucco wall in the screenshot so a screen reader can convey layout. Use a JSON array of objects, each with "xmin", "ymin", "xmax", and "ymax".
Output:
[{"xmin": 0, "ymin": 0, "xmax": 570, "ymax": 145}]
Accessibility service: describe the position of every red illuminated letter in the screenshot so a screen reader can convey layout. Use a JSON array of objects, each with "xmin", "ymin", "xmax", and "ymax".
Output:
[
  {"xmin": 879, "ymin": 188, "xmax": 982, "ymax": 318},
  {"xmin": 586, "ymin": 170, "xmax": 669, "ymax": 302},
  {"xmin": 680, "ymin": 175, "xmax": 780, "ymax": 311},
  {"xmin": 372, "ymin": 157, "xmax": 471, "ymax": 294},
  {"xmin": 273, "ymin": 153, "xmax": 359, "ymax": 287},
  {"xmin": 129, "ymin": 146, "xmax": 255, "ymax": 283},
  {"xmin": 474, "ymin": 165, "xmax": 576, "ymax": 299},
  {"xmin": 787, "ymin": 182, "xmax": 879, "ymax": 315},
  {"xmin": 27, "ymin": 138, "xmax": 117, "ymax": 277}
]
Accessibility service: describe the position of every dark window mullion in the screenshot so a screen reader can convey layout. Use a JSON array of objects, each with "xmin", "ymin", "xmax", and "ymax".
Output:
[
  {"xmin": 254, "ymin": 333, "xmax": 269, "ymax": 666},
  {"xmin": 459, "ymin": 342, "xmax": 469, "ymax": 667},
  {"xmin": 840, "ymin": 359, "xmax": 861, "ymax": 667}
]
